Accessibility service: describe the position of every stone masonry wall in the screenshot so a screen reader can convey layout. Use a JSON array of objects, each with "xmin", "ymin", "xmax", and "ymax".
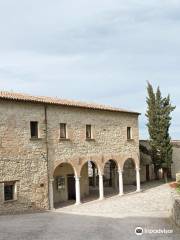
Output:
[
  {"xmin": 172, "ymin": 190, "xmax": 180, "ymax": 227},
  {"xmin": 46, "ymin": 105, "xmax": 139, "ymax": 177},
  {"xmin": 0, "ymin": 99, "xmax": 139, "ymax": 214},
  {"xmin": 0, "ymin": 101, "xmax": 49, "ymax": 214},
  {"xmin": 171, "ymin": 143, "xmax": 180, "ymax": 179}
]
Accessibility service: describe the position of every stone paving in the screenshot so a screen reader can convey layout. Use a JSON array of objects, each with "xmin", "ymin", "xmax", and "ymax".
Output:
[
  {"xmin": 55, "ymin": 181, "xmax": 173, "ymax": 218},
  {"xmin": 0, "ymin": 181, "xmax": 180, "ymax": 240}
]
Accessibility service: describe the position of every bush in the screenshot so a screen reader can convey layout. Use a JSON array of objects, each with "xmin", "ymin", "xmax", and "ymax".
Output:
[
  {"xmin": 169, "ymin": 182, "xmax": 178, "ymax": 188},
  {"xmin": 176, "ymin": 185, "xmax": 180, "ymax": 194},
  {"xmin": 169, "ymin": 182, "xmax": 180, "ymax": 193}
]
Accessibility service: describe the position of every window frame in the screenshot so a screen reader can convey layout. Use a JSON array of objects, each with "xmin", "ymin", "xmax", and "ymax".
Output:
[
  {"xmin": 127, "ymin": 126, "xmax": 132, "ymax": 140},
  {"xmin": 86, "ymin": 124, "xmax": 92, "ymax": 140},
  {"xmin": 60, "ymin": 123, "xmax": 67, "ymax": 139},
  {"xmin": 4, "ymin": 181, "xmax": 17, "ymax": 202},
  {"xmin": 30, "ymin": 121, "xmax": 39, "ymax": 139}
]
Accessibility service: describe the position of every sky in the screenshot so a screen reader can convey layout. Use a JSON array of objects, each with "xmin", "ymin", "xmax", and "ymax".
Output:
[{"xmin": 0, "ymin": 0, "xmax": 179, "ymax": 139}]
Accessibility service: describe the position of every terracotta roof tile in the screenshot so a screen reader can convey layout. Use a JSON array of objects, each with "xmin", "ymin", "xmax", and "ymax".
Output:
[{"xmin": 0, "ymin": 91, "xmax": 140, "ymax": 115}]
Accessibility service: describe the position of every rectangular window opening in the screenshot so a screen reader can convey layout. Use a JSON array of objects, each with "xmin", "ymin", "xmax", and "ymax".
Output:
[
  {"xmin": 30, "ymin": 121, "xmax": 38, "ymax": 138},
  {"xmin": 60, "ymin": 123, "xmax": 67, "ymax": 139},
  {"xmin": 86, "ymin": 125, "xmax": 92, "ymax": 139},
  {"xmin": 127, "ymin": 127, "xmax": 132, "ymax": 140},
  {"xmin": 4, "ymin": 182, "xmax": 15, "ymax": 201}
]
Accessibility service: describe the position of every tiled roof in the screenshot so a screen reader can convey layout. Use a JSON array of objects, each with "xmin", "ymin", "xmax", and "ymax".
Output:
[{"xmin": 0, "ymin": 91, "xmax": 140, "ymax": 115}]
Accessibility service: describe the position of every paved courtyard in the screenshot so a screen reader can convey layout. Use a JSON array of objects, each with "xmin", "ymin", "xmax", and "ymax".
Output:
[
  {"xmin": 56, "ymin": 181, "xmax": 173, "ymax": 218},
  {"xmin": 0, "ymin": 181, "xmax": 180, "ymax": 240}
]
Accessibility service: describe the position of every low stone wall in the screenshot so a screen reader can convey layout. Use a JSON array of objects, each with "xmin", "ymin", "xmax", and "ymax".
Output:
[{"xmin": 172, "ymin": 190, "xmax": 180, "ymax": 227}]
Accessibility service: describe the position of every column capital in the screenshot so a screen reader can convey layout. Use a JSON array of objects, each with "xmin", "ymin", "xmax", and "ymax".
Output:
[
  {"xmin": 136, "ymin": 167, "xmax": 140, "ymax": 171},
  {"xmin": 49, "ymin": 178, "xmax": 54, "ymax": 183},
  {"xmin": 98, "ymin": 173, "xmax": 104, "ymax": 177},
  {"xmin": 75, "ymin": 175, "xmax": 81, "ymax": 180},
  {"xmin": 118, "ymin": 169, "xmax": 123, "ymax": 173}
]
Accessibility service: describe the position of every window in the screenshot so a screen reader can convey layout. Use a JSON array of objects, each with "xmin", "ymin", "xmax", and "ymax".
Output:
[
  {"xmin": 30, "ymin": 121, "xmax": 38, "ymax": 138},
  {"xmin": 57, "ymin": 176, "xmax": 65, "ymax": 191},
  {"xmin": 4, "ymin": 182, "xmax": 15, "ymax": 201},
  {"xmin": 127, "ymin": 127, "xmax": 132, "ymax": 140},
  {"xmin": 60, "ymin": 123, "xmax": 67, "ymax": 139},
  {"xmin": 86, "ymin": 125, "xmax": 92, "ymax": 139}
]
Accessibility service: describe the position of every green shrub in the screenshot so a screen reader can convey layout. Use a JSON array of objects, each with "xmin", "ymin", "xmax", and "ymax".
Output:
[{"xmin": 176, "ymin": 185, "xmax": 180, "ymax": 193}]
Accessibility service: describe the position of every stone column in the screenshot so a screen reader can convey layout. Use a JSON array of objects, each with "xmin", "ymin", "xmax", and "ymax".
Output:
[
  {"xmin": 75, "ymin": 176, "xmax": 81, "ymax": 205},
  {"xmin": 99, "ymin": 174, "xmax": 104, "ymax": 200},
  {"xmin": 49, "ymin": 178, "xmax": 54, "ymax": 210},
  {"xmin": 136, "ymin": 167, "xmax": 141, "ymax": 192},
  {"xmin": 118, "ymin": 169, "xmax": 124, "ymax": 196}
]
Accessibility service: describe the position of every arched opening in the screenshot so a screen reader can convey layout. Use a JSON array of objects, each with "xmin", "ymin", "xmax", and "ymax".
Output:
[
  {"xmin": 53, "ymin": 162, "xmax": 76, "ymax": 208},
  {"xmin": 123, "ymin": 158, "xmax": 136, "ymax": 193},
  {"xmin": 103, "ymin": 160, "xmax": 118, "ymax": 197},
  {"xmin": 80, "ymin": 161, "xmax": 99, "ymax": 202}
]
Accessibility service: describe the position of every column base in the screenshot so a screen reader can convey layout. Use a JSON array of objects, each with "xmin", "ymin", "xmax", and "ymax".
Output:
[
  {"xmin": 49, "ymin": 208, "xmax": 55, "ymax": 211},
  {"xmin": 119, "ymin": 193, "xmax": 124, "ymax": 196},
  {"xmin": 75, "ymin": 202, "xmax": 81, "ymax": 205},
  {"xmin": 136, "ymin": 189, "xmax": 141, "ymax": 193},
  {"xmin": 99, "ymin": 197, "xmax": 104, "ymax": 201}
]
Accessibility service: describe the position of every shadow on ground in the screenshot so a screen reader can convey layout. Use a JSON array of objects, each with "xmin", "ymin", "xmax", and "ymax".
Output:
[{"xmin": 55, "ymin": 180, "xmax": 169, "ymax": 209}]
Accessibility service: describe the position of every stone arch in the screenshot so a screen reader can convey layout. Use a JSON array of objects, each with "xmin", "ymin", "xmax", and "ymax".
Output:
[
  {"xmin": 103, "ymin": 158, "xmax": 119, "ymax": 172},
  {"xmin": 121, "ymin": 154, "xmax": 139, "ymax": 170},
  {"xmin": 79, "ymin": 159, "xmax": 101, "ymax": 201},
  {"xmin": 103, "ymin": 159, "xmax": 119, "ymax": 196},
  {"xmin": 79, "ymin": 159, "xmax": 101, "ymax": 177},
  {"xmin": 122, "ymin": 158, "xmax": 136, "ymax": 170},
  {"xmin": 122, "ymin": 158, "xmax": 137, "ymax": 191},
  {"xmin": 53, "ymin": 160, "xmax": 78, "ymax": 178},
  {"xmin": 53, "ymin": 161, "xmax": 77, "ymax": 207},
  {"xmin": 76, "ymin": 155, "xmax": 104, "ymax": 177}
]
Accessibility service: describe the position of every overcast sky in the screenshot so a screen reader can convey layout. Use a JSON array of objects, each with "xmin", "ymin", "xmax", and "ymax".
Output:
[{"xmin": 0, "ymin": 0, "xmax": 179, "ymax": 139}]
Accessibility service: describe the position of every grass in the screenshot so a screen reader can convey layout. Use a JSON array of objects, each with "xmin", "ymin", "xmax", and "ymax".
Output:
[{"xmin": 176, "ymin": 185, "xmax": 180, "ymax": 194}]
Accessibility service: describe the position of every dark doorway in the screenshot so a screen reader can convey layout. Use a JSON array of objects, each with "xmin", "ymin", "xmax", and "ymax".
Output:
[
  {"xmin": 67, "ymin": 175, "xmax": 76, "ymax": 200},
  {"xmin": 103, "ymin": 160, "xmax": 118, "ymax": 197},
  {"xmin": 146, "ymin": 165, "xmax": 150, "ymax": 181}
]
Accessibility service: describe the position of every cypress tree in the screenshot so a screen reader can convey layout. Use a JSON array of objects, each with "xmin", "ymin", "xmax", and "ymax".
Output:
[
  {"xmin": 146, "ymin": 82, "xmax": 159, "ymax": 179},
  {"xmin": 160, "ymin": 95, "xmax": 175, "ymax": 182},
  {"xmin": 146, "ymin": 82, "xmax": 175, "ymax": 181}
]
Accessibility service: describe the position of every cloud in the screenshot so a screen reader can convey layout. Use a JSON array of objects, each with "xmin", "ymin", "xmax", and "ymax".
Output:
[{"xmin": 0, "ymin": 0, "xmax": 179, "ymax": 139}]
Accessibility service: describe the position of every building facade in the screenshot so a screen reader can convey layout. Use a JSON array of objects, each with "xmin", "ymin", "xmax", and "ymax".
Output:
[
  {"xmin": 170, "ymin": 141, "xmax": 180, "ymax": 179},
  {"xmin": 0, "ymin": 91, "xmax": 140, "ymax": 214},
  {"xmin": 140, "ymin": 140, "xmax": 180, "ymax": 181}
]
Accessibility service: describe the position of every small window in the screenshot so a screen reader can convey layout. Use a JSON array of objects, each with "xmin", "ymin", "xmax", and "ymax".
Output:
[
  {"xmin": 86, "ymin": 125, "xmax": 92, "ymax": 139},
  {"xmin": 60, "ymin": 123, "xmax": 67, "ymax": 139},
  {"xmin": 4, "ymin": 182, "xmax": 15, "ymax": 201},
  {"xmin": 30, "ymin": 121, "xmax": 38, "ymax": 138},
  {"xmin": 127, "ymin": 127, "xmax": 132, "ymax": 140},
  {"xmin": 57, "ymin": 176, "xmax": 65, "ymax": 191}
]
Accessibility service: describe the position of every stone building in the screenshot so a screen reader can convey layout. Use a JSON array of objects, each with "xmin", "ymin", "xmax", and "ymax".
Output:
[
  {"xmin": 0, "ymin": 91, "xmax": 140, "ymax": 214},
  {"xmin": 170, "ymin": 141, "xmax": 180, "ymax": 179},
  {"xmin": 140, "ymin": 140, "xmax": 180, "ymax": 181}
]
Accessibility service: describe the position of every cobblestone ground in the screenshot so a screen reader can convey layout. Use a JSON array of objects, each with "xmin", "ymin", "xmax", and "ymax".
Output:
[{"xmin": 56, "ymin": 181, "xmax": 173, "ymax": 218}]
